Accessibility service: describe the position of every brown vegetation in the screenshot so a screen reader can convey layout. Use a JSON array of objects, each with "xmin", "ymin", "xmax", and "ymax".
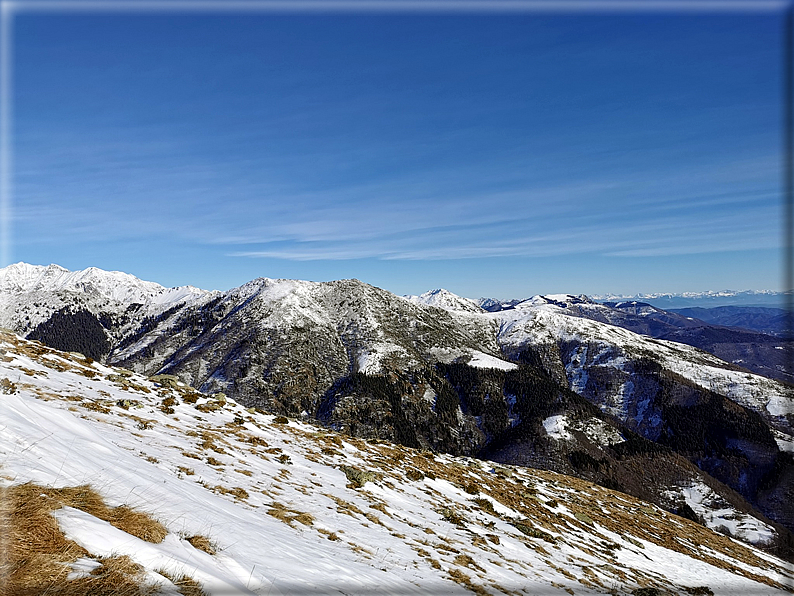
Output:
[{"xmin": 0, "ymin": 482, "xmax": 167, "ymax": 596}]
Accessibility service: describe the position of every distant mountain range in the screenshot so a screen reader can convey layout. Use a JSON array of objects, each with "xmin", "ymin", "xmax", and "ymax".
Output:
[
  {"xmin": 589, "ymin": 289, "xmax": 789, "ymax": 309},
  {"xmin": 668, "ymin": 305, "xmax": 790, "ymax": 337},
  {"xmin": 2, "ymin": 262, "xmax": 793, "ymax": 560}
]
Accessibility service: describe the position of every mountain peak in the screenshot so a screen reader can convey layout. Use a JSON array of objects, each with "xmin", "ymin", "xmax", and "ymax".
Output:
[{"xmin": 404, "ymin": 288, "xmax": 483, "ymax": 313}]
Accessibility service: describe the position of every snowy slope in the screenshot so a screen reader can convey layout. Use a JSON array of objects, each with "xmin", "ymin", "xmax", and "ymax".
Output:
[
  {"xmin": 3, "ymin": 264, "xmax": 792, "ymax": 547},
  {"xmin": 2, "ymin": 329, "xmax": 793, "ymax": 596},
  {"xmin": 492, "ymin": 301, "xmax": 794, "ymax": 438}
]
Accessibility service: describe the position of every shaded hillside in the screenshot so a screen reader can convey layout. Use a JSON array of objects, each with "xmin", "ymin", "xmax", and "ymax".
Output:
[{"xmin": 670, "ymin": 306, "xmax": 790, "ymax": 337}]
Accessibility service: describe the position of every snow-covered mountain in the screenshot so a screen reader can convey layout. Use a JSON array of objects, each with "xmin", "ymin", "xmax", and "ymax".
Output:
[
  {"xmin": 404, "ymin": 288, "xmax": 484, "ymax": 314},
  {"xmin": 500, "ymin": 298, "xmax": 794, "ymax": 385},
  {"xmin": 0, "ymin": 263, "xmax": 215, "ymax": 355},
  {"xmin": 3, "ymin": 264, "xmax": 793, "ymax": 549},
  {"xmin": 477, "ymin": 295, "xmax": 595, "ymax": 313},
  {"xmin": 0, "ymin": 262, "xmax": 207, "ymax": 306},
  {"xmin": 3, "ymin": 329, "xmax": 793, "ymax": 595},
  {"xmin": 494, "ymin": 297, "xmax": 791, "ymax": 438}
]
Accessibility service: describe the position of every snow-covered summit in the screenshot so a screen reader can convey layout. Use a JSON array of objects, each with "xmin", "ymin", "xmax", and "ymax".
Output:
[
  {"xmin": 403, "ymin": 288, "xmax": 483, "ymax": 313},
  {"xmin": 0, "ymin": 262, "xmax": 208, "ymax": 305},
  {"xmin": 476, "ymin": 297, "xmax": 522, "ymax": 312},
  {"xmin": 512, "ymin": 294, "xmax": 594, "ymax": 309},
  {"xmin": 477, "ymin": 295, "xmax": 595, "ymax": 312}
]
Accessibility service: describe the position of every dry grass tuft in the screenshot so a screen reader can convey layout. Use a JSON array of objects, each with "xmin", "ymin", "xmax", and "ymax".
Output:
[
  {"xmin": 293, "ymin": 512, "xmax": 315, "ymax": 526},
  {"xmin": 82, "ymin": 555, "xmax": 147, "ymax": 593},
  {"xmin": 447, "ymin": 568, "xmax": 490, "ymax": 596},
  {"xmin": 453, "ymin": 553, "xmax": 484, "ymax": 572},
  {"xmin": 105, "ymin": 505, "xmax": 168, "ymax": 543},
  {"xmin": 244, "ymin": 435, "xmax": 269, "ymax": 447},
  {"xmin": 267, "ymin": 502, "xmax": 315, "ymax": 527},
  {"xmin": 368, "ymin": 501, "xmax": 391, "ymax": 517},
  {"xmin": 210, "ymin": 485, "xmax": 249, "ymax": 501},
  {"xmin": 0, "ymin": 483, "xmax": 157, "ymax": 595},
  {"xmin": 185, "ymin": 534, "xmax": 216, "ymax": 555},
  {"xmin": 0, "ymin": 483, "xmax": 89, "ymax": 594},
  {"xmin": 157, "ymin": 569, "xmax": 208, "ymax": 596},
  {"xmin": 12, "ymin": 484, "xmax": 168, "ymax": 545}
]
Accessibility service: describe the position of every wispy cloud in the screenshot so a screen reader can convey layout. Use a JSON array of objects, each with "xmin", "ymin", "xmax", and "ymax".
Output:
[
  {"xmin": 15, "ymin": 139, "xmax": 780, "ymax": 261},
  {"xmin": 224, "ymin": 192, "xmax": 780, "ymax": 261}
]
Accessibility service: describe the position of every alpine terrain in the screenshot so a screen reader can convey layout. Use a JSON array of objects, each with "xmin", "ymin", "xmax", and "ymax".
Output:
[
  {"xmin": 2, "ymin": 328, "xmax": 793, "ymax": 595},
  {"xmin": 2, "ymin": 263, "xmax": 793, "ymax": 571}
]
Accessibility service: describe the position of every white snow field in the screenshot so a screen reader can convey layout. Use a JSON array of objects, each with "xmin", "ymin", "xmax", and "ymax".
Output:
[{"xmin": 1, "ymin": 329, "xmax": 793, "ymax": 595}]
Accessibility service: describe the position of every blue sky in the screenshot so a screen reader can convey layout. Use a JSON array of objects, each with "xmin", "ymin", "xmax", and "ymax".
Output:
[{"xmin": 8, "ymin": 5, "xmax": 787, "ymax": 298}]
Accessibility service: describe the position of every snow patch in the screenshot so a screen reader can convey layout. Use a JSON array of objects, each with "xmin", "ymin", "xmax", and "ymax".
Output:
[
  {"xmin": 53, "ymin": 507, "xmax": 256, "ymax": 594},
  {"xmin": 465, "ymin": 351, "xmax": 518, "ymax": 371},
  {"xmin": 571, "ymin": 417, "xmax": 624, "ymax": 445},
  {"xmin": 542, "ymin": 415, "xmax": 571, "ymax": 441},
  {"xmin": 664, "ymin": 482, "xmax": 777, "ymax": 547}
]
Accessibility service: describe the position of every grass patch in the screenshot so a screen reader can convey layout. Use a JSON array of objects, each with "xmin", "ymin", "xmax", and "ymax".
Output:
[
  {"xmin": 157, "ymin": 568, "xmax": 208, "ymax": 596},
  {"xmin": 245, "ymin": 435, "xmax": 269, "ymax": 447},
  {"xmin": 210, "ymin": 485, "xmax": 249, "ymax": 501},
  {"xmin": 405, "ymin": 469, "xmax": 425, "ymax": 481},
  {"xmin": 463, "ymin": 483, "xmax": 479, "ymax": 495},
  {"xmin": 448, "ymin": 568, "xmax": 489, "ymax": 596},
  {"xmin": 195, "ymin": 401, "xmax": 223, "ymax": 413},
  {"xmin": 437, "ymin": 506, "xmax": 467, "ymax": 526},
  {"xmin": 684, "ymin": 588, "xmax": 714, "ymax": 596},
  {"xmin": 472, "ymin": 498, "xmax": 496, "ymax": 515},
  {"xmin": 185, "ymin": 534, "xmax": 216, "ymax": 555},
  {"xmin": 0, "ymin": 483, "xmax": 165, "ymax": 595},
  {"xmin": 267, "ymin": 502, "xmax": 315, "ymax": 527}
]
